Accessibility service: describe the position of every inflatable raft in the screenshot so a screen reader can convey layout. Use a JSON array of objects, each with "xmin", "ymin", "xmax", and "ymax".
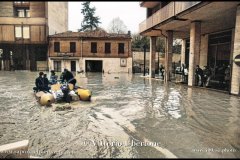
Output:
[
  {"xmin": 35, "ymin": 91, "xmax": 55, "ymax": 106},
  {"xmin": 35, "ymin": 83, "xmax": 92, "ymax": 106}
]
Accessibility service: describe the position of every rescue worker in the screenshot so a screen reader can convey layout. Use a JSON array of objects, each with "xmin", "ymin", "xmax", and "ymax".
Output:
[
  {"xmin": 61, "ymin": 69, "xmax": 77, "ymax": 87},
  {"xmin": 34, "ymin": 72, "xmax": 45, "ymax": 92}
]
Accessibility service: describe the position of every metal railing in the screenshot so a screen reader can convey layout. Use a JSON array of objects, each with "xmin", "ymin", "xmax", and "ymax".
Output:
[{"xmin": 14, "ymin": 1, "xmax": 30, "ymax": 7}]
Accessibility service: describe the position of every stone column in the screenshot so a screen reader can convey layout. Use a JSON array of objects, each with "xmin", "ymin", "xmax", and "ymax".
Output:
[
  {"xmin": 188, "ymin": 21, "xmax": 201, "ymax": 86},
  {"xmin": 164, "ymin": 30, "xmax": 173, "ymax": 82},
  {"xmin": 199, "ymin": 35, "xmax": 208, "ymax": 68},
  {"xmin": 231, "ymin": 5, "xmax": 240, "ymax": 95},
  {"xmin": 181, "ymin": 39, "xmax": 186, "ymax": 66},
  {"xmin": 149, "ymin": 36, "xmax": 156, "ymax": 78}
]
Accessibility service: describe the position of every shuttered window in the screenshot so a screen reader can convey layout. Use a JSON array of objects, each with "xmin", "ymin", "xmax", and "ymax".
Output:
[
  {"xmin": 70, "ymin": 42, "xmax": 76, "ymax": 53},
  {"xmin": 118, "ymin": 43, "xmax": 124, "ymax": 54},
  {"xmin": 54, "ymin": 42, "xmax": 60, "ymax": 52},
  {"xmin": 91, "ymin": 42, "xmax": 97, "ymax": 53},
  {"xmin": 105, "ymin": 43, "xmax": 111, "ymax": 54}
]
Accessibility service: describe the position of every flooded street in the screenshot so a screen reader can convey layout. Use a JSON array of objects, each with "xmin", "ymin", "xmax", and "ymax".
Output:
[{"xmin": 0, "ymin": 71, "xmax": 239, "ymax": 158}]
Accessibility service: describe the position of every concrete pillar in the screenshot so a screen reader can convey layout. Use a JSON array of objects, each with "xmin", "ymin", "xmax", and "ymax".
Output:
[
  {"xmin": 164, "ymin": 30, "xmax": 173, "ymax": 82},
  {"xmin": 199, "ymin": 35, "xmax": 208, "ymax": 68},
  {"xmin": 181, "ymin": 39, "xmax": 186, "ymax": 66},
  {"xmin": 188, "ymin": 21, "xmax": 201, "ymax": 86},
  {"xmin": 149, "ymin": 36, "xmax": 156, "ymax": 78},
  {"xmin": 231, "ymin": 5, "xmax": 240, "ymax": 95}
]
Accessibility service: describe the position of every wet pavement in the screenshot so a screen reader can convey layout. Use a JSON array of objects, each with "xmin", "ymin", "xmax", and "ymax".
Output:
[{"xmin": 0, "ymin": 71, "xmax": 239, "ymax": 158}]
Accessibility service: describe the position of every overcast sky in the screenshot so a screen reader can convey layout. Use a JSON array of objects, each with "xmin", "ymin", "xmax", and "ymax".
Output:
[{"xmin": 68, "ymin": 2, "xmax": 146, "ymax": 34}]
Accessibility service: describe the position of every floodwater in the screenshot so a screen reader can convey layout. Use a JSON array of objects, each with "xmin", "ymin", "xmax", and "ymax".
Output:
[{"xmin": 0, "ymin": 71, "xmax": 239, "ymax": 158}]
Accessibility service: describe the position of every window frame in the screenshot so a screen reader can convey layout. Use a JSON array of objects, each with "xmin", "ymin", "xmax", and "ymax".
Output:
[
  {"xmin": 23, "ymin": 26, "xmax": 30, "ymax": 39},
  {"xmin": 54, "ymin": 42, "xmax": 60, "ymax": 53},
  {"xmin": 118, "ymin": 43, "xmax": 125, "ymax": 54},
  {"xmin": 15, "ymin": 26, "xmax": 22, "ymax": 38},
  {"xmin": 105, "ymin": 42, "xmax": 111, "ymax": 54},
  {"xmin": 91, "ymin": 42, "xmax": 97, "ymax": 53},
  {"xmin": 70, "ymin": 42, "xmax": 76, "ymax": 53}
]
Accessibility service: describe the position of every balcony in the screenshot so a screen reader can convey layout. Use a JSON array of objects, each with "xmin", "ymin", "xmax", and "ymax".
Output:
[
  {"xmin": 14, "ymin": 1, "xmax": 30, "ymax": 7},
  {"xmin": 139, "ymin": 1, "xmax": 201, "ymax": 33}
]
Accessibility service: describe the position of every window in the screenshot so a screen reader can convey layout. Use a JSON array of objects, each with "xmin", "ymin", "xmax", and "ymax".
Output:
[
  {"xmin": 15, "ymin": 26, "xmax": 29, "ymax": 39},
  {"xmin": 17, "ymin": 9, "xmax": 25, "ymax": 17},
  {"xmin": 70, "ymin": 42, "xmax": 76, "ymax": 53},
  {"xmin": 105, "ymin": 43, "xmax": 111, "ymax": 54},
  {"xmin": 91, "ymin": 42, "xmax": 97, "ymax": 53},
  {"xmin": 118, "ymin": 43, "xmax": 124, "ymax": 54},
  {"xmin": 16, "ymin": 8, "xmax": 30, "ymax": 17},
  {"xmin": 26, "ymin": 10, "xmax": 30, "ymax": 17},
  {"xmin": 54, "ymin": 42, "xmax": 60, "ymax": 52},
  {"xmin": 54, "ymin": 61, "xmax": 61, "ymax": 72},
  {"xmin": 15, "ymin": 26, "xmax": 22, "ymax": 38},
  {"xmin": 23, "ymin": 26, "xmax": 30, "ymax": 39}
]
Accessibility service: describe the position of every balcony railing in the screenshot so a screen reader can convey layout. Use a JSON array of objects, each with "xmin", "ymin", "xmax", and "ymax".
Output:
[
  {"xmin": 14, "ymin": 1, "xmax": 30, "ymax": 7},
  {"xmin": 139, "ymin": 1, "xmax": 201, "ymax": 33}
]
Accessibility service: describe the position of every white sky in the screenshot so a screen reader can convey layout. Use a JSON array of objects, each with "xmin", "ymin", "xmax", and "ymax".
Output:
[{"xmin": 68, "ymin": 2, "xmax": 146, "ymax": 34}]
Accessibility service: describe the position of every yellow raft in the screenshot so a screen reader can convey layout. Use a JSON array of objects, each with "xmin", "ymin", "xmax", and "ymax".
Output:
[
  {"xmin": 76, "ymin": 88, "xmax": 92, "ymax": 101},
  {"xmin": 51, "ymin": 83, "xmax": 92, "ymax": 101},
  {"xmin": 35, "ymin": 91, "xmax": 55, "ymax": 106}
]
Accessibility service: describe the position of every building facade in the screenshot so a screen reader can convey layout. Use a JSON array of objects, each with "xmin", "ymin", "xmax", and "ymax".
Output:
[
  {"xmin": 48, "ymin": 30, "xmax": 132, "ymax": 73},
  {"xmin": 139, "ymin": 1, "xmax": 240, "ymax": 95},
  {"xmin": 0, "ymin": 1, "xmax": 68, "ymax": 71}
]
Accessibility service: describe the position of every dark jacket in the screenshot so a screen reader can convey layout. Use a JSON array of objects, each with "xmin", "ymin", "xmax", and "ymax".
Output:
[
  {"xmin": 196, "ymin": 68, "xmax": 203, "ymax": 76},
  {"xmin": 43, "ymin": 77, "xmax": 49, "ymax": 87},
  {"xmin": 35, "ymin": 76, "xmax": 44, "ymax": 89},
  {"xmin": 62, "ymin": 71, "xmax": 75, "ymax": 83}
]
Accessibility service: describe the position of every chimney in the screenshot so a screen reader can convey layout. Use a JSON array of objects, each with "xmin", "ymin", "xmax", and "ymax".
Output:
[{"xmin": 128, "ymin": 31, "xmax": 131, "ymax": 36}]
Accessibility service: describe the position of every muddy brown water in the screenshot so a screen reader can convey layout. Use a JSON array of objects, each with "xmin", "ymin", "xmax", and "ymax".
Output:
[{"xmin": 0, "ymin": 71, "xmax": 239, "ymax": 158}]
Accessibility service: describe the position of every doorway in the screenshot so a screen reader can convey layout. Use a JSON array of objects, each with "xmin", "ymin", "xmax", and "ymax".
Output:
[
  {"xmin": 71, "ymin": 61, "xmax": 76, "ymax": 72},
  {"xmin": 54, "ymin": 61, "xmax": 61, "ymax": 72},
  {"xmin": 85, "ymin": 60, "xmax": 103, "ymax": 72}
]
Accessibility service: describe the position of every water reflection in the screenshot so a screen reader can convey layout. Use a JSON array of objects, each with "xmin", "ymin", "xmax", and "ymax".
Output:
[{"xmin": 0, "ymin": 71, "xmax": 239, "ymax": 158}]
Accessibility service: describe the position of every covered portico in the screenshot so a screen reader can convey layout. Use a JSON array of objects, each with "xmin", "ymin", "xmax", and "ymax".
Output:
[{"xmin": 139, "ymin": 1, "xmax": 240, "ymax": 95}]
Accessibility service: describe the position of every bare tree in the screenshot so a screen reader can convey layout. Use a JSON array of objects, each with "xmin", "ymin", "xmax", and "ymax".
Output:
[{"xmin": 107, "ymin": 17, "xmax": 127, "ymax": 34}]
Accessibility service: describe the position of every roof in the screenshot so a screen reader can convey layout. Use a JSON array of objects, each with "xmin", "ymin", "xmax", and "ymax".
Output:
[{"xmin": 49, "ymin": 30, "xmax": 132, "ymax": 39}]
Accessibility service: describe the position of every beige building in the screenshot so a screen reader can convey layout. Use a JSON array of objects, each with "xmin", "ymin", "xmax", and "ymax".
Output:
[
  {"xmin": 0, "ymin": 1, "xmax": 68, "ymax": 71},
  {"xmin": 48, "ymin": 30, "xmax": 132, "ymax": 73},
  {"xmin": 139, "ymin": 1, "xmax": 240, "ymax": 95}
]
